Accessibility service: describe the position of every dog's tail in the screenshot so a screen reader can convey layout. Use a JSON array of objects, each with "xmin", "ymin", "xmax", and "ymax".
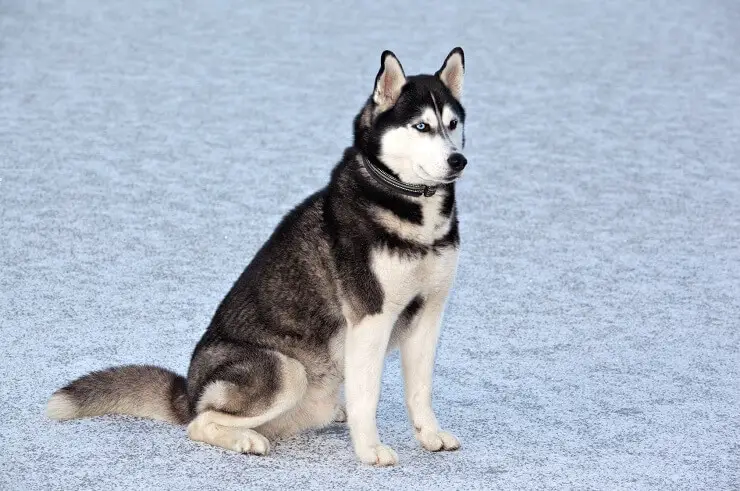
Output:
[{"xmin": 46, "ymin": 365, "xmax": 191, "ymax": 425}]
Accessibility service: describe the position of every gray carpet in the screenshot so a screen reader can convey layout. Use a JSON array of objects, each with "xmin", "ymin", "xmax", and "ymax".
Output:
[{"xmin": 1, "ymin": 0, "xmax": 739, "ymax": 489}]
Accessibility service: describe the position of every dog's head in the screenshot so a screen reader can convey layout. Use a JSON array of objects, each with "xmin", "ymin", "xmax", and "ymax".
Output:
[{"xmin": 354, "ymin": 48, "xmax": 466, "ymax": 186}]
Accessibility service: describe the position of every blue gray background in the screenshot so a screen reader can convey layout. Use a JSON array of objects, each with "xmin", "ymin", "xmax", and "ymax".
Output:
[{"xmin": 1, "ymin": 0, "xmax": 739, "ymax": 489}]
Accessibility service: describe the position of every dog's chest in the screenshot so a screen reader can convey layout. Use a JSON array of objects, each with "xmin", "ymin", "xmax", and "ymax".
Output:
[{"xmin": 371, "ymin": 246, "xmax": 458, "ymax": 307}]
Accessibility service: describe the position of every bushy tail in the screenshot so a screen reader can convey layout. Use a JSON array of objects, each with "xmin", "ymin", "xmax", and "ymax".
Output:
[{"xmin": 46, "ymin": 365, "xmax": 191, "ymax": 425}]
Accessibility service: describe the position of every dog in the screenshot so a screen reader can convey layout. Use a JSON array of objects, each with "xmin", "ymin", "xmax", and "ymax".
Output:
[{"xmin": 47, "ymin": 47, "xmax": 468, "ymax": 466}]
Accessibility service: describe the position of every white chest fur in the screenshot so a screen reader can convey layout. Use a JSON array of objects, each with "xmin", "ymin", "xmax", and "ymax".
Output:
[{"xmin": 370, "ymin": 246, "xmax": 459, "ymax": 309}]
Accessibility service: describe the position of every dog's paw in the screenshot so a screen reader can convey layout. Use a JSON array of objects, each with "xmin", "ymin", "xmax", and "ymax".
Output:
[
  {"xmin": 416, "ymin": 428, "xmax": 460, "ymax": 452},
  {"xmin": 333, "ymin": 404, "xmax": 347, "ymax": 422},
  {"xmin": 355, "ymin": 443, "xmax": 399, "ymax": 466},
  {"xmin": 230, "ymin": 428, "xmax": 271, "ymax": 455}
]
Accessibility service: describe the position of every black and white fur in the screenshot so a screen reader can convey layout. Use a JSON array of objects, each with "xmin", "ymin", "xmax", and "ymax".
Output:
[{"xmin": 47, "ymin": 47, "xmax": 468, "ymax": 466}]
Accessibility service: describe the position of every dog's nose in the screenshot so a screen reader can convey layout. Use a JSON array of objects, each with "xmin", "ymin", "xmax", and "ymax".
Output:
[{"xmin": 447, "ymin": 153, "xmax": 467, "ymax": 172}]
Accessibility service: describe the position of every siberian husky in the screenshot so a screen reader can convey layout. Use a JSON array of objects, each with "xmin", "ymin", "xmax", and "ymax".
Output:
[{"xmin": 47, "ymin": 47, "xmax": 468, "ymax": 466}]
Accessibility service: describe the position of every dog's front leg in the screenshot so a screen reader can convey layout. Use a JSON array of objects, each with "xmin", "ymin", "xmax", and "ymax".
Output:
[
  {"xmin": 344, "ymin": 310, "xmax": 399, "ymax": 466},
  {"xmin": 400, "ymin": 292, "xmax": 461, "ymax": 452}
]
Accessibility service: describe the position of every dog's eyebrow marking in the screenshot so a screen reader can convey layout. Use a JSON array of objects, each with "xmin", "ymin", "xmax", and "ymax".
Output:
[
  {"xmin": 419, "ymin": 108, "xmax": 438, "ymax": 129},
  {"xmin": 430, "ymin": 93, "xmax": 455, "ymax": 146}
]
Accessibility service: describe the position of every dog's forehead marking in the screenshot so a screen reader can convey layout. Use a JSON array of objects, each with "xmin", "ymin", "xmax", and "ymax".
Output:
[
  {"xmin": 412, "ymin": 94, "xmax": 461, "ymax": 134},
  {"xmin": 431, "ymin": 93, "xmax": 456, "ymax": 145}
]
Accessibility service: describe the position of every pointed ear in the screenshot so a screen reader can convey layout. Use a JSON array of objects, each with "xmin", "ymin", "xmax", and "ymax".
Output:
[
  {"xmin": 436, "ymin": 47, "xmax": 465, "ymax": 100},
  {"xmin": 373, "ymin": 50, "xmax": 406, "ymax": 110}
]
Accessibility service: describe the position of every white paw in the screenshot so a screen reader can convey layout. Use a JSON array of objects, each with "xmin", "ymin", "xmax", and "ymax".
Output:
[
  {"xmin": 230, "ymin": 428, "xmax": 271, "ymax": 455},
  {"xmin": 333, "ymin": 405, "xmax": 347, "ymax": 423},
  {"xmin": 355, "ymin": 443, "xmax": 399, "ymax": 466},
  {"xmin": 416, "ymin": 429, "xmax": 461, "ymax": 452}
]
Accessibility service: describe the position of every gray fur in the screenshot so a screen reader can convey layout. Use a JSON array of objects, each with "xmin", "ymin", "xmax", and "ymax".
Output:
[{"xmin": 48, "ymin": 365, "xmax": 189, "ymax": 424}]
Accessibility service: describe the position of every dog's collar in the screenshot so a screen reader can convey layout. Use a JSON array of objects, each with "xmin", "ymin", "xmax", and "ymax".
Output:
[{"xmin": 361, "ymin": 156, "xmax": 437, "ymax": 198}]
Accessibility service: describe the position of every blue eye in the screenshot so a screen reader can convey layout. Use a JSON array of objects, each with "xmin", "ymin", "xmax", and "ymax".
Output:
[{"xmin": 414, "ymin": 122, "xmax": 429, "ymax": 132}]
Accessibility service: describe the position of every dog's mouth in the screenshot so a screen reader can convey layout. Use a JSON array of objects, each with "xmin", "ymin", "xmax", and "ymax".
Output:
[{"xmin": 414, "ymin": 165, "xmax": 463, "ymax": 185}]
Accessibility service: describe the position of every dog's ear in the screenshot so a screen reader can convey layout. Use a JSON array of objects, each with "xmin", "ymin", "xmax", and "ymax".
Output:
[
  {"xmin": 373, "ymin": 50, "xmax": 406, "ymax": 110},
  {"xmin": 436, "ymin": 47, "xmax": 465, "ymax": 100}
]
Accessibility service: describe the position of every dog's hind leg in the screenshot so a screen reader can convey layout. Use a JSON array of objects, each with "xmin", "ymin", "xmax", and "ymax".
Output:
[
  {"xmin": 187, "ymin": 412, "xmax": 273, "ymax": 455},
  {"xmin": 187, "ymin": 349, "xmax": 308, "ymax": 455}
]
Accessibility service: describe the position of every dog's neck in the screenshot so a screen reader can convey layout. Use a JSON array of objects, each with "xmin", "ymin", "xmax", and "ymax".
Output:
[
  {"xmin": 344, "ymin": 151, "xmax": 457, "ymax": 247},
  {"xmin": 360, "ymin": 153, "xmax": 439, "ymax": 198}
]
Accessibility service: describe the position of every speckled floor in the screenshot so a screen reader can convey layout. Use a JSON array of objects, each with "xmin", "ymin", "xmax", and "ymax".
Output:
[{"xmin": 1, "ymin": 0, "xmax": 739, "ymax": 489}]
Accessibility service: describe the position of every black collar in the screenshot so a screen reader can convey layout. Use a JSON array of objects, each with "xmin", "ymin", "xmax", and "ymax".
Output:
[{"xmin": 361, "ymin": 156, "xmax": 437, "ymax": 198}]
